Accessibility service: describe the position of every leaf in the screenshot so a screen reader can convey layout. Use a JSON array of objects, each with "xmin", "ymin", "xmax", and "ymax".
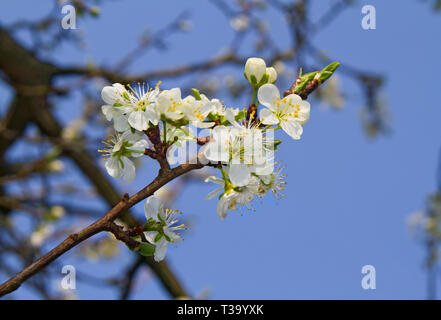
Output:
[{"xmin": 136, "ymin": 242, "xmax": 155, "ymax": 257}]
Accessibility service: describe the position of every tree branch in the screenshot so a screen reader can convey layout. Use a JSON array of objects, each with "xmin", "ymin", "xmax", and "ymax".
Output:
[{"xmin": 0, "ymin": 157, "xmax": 203, "ymax": 297}]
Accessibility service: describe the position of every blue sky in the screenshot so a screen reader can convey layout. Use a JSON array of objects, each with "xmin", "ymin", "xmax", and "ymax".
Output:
[{"xmin": 1, "ymin": 0, "xmax": 441, "ymax": 299}]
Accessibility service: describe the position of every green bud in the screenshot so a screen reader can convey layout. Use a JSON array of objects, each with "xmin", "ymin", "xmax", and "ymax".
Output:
[
  {"xmin": 322, "ymin": 62, "xmax": 340, "ymax": 74},
  {"xmin": 191, "ymin": 88, "xmax": 202, "ymax": 100},
  {"xmin": 89, "ymin": 6, "xmax": 100, "ymax": 17}
]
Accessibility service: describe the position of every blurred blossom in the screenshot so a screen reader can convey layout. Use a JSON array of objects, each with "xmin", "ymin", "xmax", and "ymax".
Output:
[
  {"xmin": 78, "ymin": 234, "xmax": 119, "ymax": 261},
  {"xmin": 197, "ymin": 77, "xmax": 220, "ymax": 97},
  {"xmin": 273, "ymin": 61, "xmax": 285, "ymax": 74},
  {"xmin": 230, "ymin": 15, "xmax": 250, "ymax": 31},
  {"xmin": 360, "ymin": 96, "xmax": 390, "ymax": 138},
  {"xmin": 48, "ymin": 159, "xmax": 65, "ymax": 173},
  {"xmin": 50, "ymin": 206, "xmax": 66, "ymax": 219},
  {"xmin": 317, "ymin": 77, "xmax": 345, "ymax": 110},
  {"xmin": 407, "ymin": 210, "xmax": 427, "ymax": 236},
  {"xmin": 178, "ymin": 20, "xmax": 193, "ymax": 32},
  {"xmin": 30, "ymin": 224, "xmax": 55, "ymax": 247},
  {"xmin": 62, "ymin": 119, "xmax": 86, "ymax": 141},
  {"xmin": 154, "ymin": 186, "xmax": 174, "ymax": 203}
]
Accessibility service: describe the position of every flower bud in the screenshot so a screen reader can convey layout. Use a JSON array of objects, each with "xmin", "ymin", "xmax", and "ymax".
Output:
[
  {"xmin": 244, "ymin": 57, "xmax": 267, "ymax": 87},
  {"xmin": 266, "ymin": 67, "xmax": 277, "ymax": 84}
]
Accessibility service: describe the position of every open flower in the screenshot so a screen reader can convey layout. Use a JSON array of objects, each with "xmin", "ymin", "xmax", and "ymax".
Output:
[
  {"xmin": 204, "ymin": 109, "xmax": 274, "ymax": 187},
  {"xmin": 99, "ymin": 131, "xmax": 149, "ymax": 181},
  {"xmin": 255, "ymin": 165, "xmax": 287, "ymax": 200},
  {"xmin": 181, "ymin": 94, "xmax": 216, "ymax": 128},
  {"xmin": 205, "ymin": 175, "xmax": 258, "ymax": 219},
  {"xmin": 258, "ymin": 83, "xmax": 310, "ymax": 140},
  {"xmin": 101, "ymin": 82, "xmax": 160, "ymax": 132},
  {"xmin": 143, "ymin": 196, "xmax": 185, "ymax": 262},
  {"xmin": 156, "ymin": 88, "xmax": 186, "ymax": 121}
]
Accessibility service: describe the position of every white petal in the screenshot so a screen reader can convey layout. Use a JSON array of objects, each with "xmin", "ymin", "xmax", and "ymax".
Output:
[
  {"xmin": 128, "ymin": 110, "xmax": 149, "ymax": 131},
  {"xmin": 101, "ymin": 105, "xmax": 115, "ymax": 121},
  {"xmin": 258, "ymin": 84, "xmax": 279, "ymax": 111},
  {"xmin": 285, "ymin": 93, "xmax": 302, "ymax": 106},
  {"xmin": 144, "ymin": 108, "xmax": 159, "ymax": 126},
  {"xmin": 154, "ymin": 238, "xmax": 168, "ymax": 262},
  {"xmin": 121, "ymin": 157, "xmax": 136, "ymax": 182},
  {"xmin": 204, "ymin": 140, "xmax": 230, "ymax": 163},
  {"xmin": 105, "ymin": 157, "xmax": 122, "ymax": 179},
  {"xmin": 168, "ymin": 88, "xmax": 181, "ymax": 101},
  {"xmin": 145, "ymin": 196, "xmax": 162, "ymax": 221},
  {"xmin": 259, "ymin": 108, "xmax": 279, "ymax": 125},
  {"xmin": 205, "ymin": 176, "xmax": 225, "ymax": 185},
  {"xmin": 228, "ymin": 164, "xmax": 251, "ymax": 187},
  {"xmin": 101, "ymin": 86, "xmax": 119, "ymax": 105},
  {"xmin": 131, "ymin": 139, "xmax": 149, "ymax": 157},
  {"xmin": 164, "ymin": 228, "xmax": 181, "ymax": 242},
  {"xmin": 205, "ymin": 187, "xmax": 223, "ymax": 200},
  {"xmin": 113, "ymin": 115, "xmax": 130, "ymax": 132},
  {"xmin": 280, "ymin": 119, "xmax": 303, "ymax": 140},
  {"xmin": 144, "ymin": 231, "xmax": 158, "ymax": 244},
  {"xmin": 225, "ymin": 108, "xmax": 241, "ymax": 128},
  {"xmin": 165, "ymin": 111, "xmax": 183, "ymax": 121},
  {"xmin": 217, "ymin": 195, "xmax": 229, "ymax": 220}
]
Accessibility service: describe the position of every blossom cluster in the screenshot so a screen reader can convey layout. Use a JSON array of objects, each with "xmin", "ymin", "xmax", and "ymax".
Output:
[{"xmin": 99, "ymin": 57, "xmax": 317, "ymax": 262}]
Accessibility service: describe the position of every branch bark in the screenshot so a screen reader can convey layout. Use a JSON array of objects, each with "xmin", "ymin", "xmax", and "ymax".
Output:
[{"xmin": 0, "ymin": 159, "xmax": 204, "ymax": 297}]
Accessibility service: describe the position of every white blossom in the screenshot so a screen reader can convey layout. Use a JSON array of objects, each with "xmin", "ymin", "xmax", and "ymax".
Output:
[
  {"xmin": 266, "ymin": 67, "xmax": 277, "ymax": 84},
  {"xmin": 101, "ymin": 82, "xmax": 160, "ymax": 132},
  {"xmin": 204, "ymin": 109, "xmax": 274, "ymax": 187},
  {"xmin": 258, "ymin": 83, "xmax": 310, "ymax": 140},
  {"xmin": 244, "ymin": 57, "xmax": 267, "ymax": 86},
  {"xmin": 156, "ymin": 88, "xmax": 186, "ymax": 121},
  {"xmin": 144, "ymin": 196, "xmax": 185, "ymax": 262},
  {"xmin": 99, "ymin": 130, "xmax": 149, "ymax": 182}
]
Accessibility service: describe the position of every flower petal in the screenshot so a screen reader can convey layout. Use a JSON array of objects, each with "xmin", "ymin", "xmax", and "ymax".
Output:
[
  {"xmin": 128, "ymin": 110, "xmax": 149, "ymax": 131},
  {"xmin": 113, "ymin": 115, "xmax": 130, "ymax": 132},
  {"xmin": 205, "ymin": 186, "xmax": 223, "ymax": 200},
  {"xmin": 259, "ymin": 108, "xmax": 279, "ymax": 125},
  {"xmin": 154, "ymin": 238, "xmax": 168, "ymax": 262},
  {"xmin": 105, "ymin": 157, "xmax": 122, "ymax": 179},
  {"xmin": 280, "ymin": 119, "xmax": 303, "ymax": 140},
  {"xmin": 121, "ymin": 157, "xmax": 136, "ymax": 181},
  {"xmin": 228, "ymin": 164, "xmax": 251, "ymax": 187},
  {"xmin": 145, "ymin": 196, "xmax": 162, "ymax": 221},
  {"xmin": 258, "ymin": 84, "xmax": 279, "ymax": 111},
  {"xmin": 130, "ymin": 139, "xmax": 150, "ymax": 157}
]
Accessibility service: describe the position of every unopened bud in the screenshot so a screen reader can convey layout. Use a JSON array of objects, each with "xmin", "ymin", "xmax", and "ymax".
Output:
[{"xmin": 244, "ymin": 57, "xmax": 267, "ymax": 87}]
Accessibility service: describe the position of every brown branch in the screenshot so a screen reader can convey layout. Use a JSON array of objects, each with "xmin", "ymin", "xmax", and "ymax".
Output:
[
  {"xmin": 56, "ymin": 51, "xmax": 242, "ymax": 83},
  {"xmin": 0, "ymin": 157, "xmax": 204, "ymax": 297}
]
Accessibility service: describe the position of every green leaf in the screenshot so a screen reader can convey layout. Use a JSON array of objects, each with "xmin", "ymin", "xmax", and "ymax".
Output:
[
  {"xmin": 250, "ymin": 75, "xmax": 258, "ymax": 86},
  {"xmin": 136, "ymin": 242, "xmax": 155, "ymax": 257},
  {"xmin": 154, "ymin": 233, "xmax": 163, "ymax": 243},
  {"xmin": 318, "ymin": 62, "xmax": 340, "ymax": 83},
  {"xmin": 257, "ymin": 73, "xmax": 269, "ymax": 86},
  {"xmin": 322, "ymin": 62, "xmax": 340, "ymax": 73}
]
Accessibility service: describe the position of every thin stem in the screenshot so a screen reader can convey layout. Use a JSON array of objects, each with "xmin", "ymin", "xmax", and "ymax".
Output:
[
  {"xmin": 163, "ymin": 121, "xmax": 167, "ymax": 144},
  {"xmin": 251, "ymin": 87, "xmax": 257, "ymax": 105}
]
